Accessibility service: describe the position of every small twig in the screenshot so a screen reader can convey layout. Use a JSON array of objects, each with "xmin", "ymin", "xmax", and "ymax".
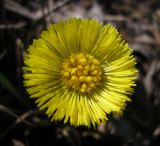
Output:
[
  {"xmin": 47, "ymin": 0, "xmax": 54, "ymax": 23},
  {"xmin": 0, "ymin": 22, "xmax": 26, "ymax": 29},
  {"xmin": 4, "ymin": 0, "xmax": 73, "ymax": 21},
  {"xmin": 0, "ymin": 104, "xmax": 51, "ymax": 138},
  {"xmin": 143, "ymin": 60, "xmax": 158, "ymax": 96},
  {"xmin": 0, "ymin": 104, "xmax": 33, "ymax": 138},
  {"xmin": 40, "ymin": 0, "xmax": 47, "ymax": 28},
  {"xmin": 0, "ymin": 105, "xmax": 42, "ymax": 138},
  {"xmin": 0, "ymin": 104, "xmax": 32, "ymax": 125},
  {"xmin": 104, "ymin": 15, "xmax": 126, "ymax": 22}
]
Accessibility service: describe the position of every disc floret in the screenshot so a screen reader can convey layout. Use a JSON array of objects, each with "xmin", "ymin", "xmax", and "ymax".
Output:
[{"xmin": 61, "ymin": 53, "xmax": 102, "ymax": 93}]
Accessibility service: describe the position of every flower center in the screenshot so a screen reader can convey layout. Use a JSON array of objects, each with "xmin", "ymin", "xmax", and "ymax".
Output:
[{"xmin": 61, "ymin": 53, "xmax": 102, "ymax": 93}]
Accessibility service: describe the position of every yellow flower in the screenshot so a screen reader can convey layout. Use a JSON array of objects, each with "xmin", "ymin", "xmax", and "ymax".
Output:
[{"xmin": 23, "ymin": 18, "xmax": 137, "ymax": 128}]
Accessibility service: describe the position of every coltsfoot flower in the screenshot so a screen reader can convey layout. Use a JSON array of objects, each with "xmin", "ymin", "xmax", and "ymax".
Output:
[{"xmin": 23, "ymin": 18, "xmax": 137, "ymax": 128}]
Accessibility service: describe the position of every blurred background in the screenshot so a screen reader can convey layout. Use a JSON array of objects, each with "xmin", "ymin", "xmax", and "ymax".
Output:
[{"xmin": 0, "ymin": 0, "xmax": 160, "ymax": 146}]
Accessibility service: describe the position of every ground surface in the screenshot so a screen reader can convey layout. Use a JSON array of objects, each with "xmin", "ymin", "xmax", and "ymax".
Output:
[{"xmin": 0, "ymin": 0, "xmax": 160, "ymax": 146}]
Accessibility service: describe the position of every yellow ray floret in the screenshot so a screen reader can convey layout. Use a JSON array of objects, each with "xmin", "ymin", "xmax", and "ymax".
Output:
[{"xmin": 23, "ymin": 18, "xmax": 137, "ymax": 128}]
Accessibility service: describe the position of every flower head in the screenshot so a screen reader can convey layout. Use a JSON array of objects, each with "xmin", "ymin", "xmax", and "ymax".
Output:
[{"xmin": 23, "ymin": 18, "xmax": 137, "ymax": 128}]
